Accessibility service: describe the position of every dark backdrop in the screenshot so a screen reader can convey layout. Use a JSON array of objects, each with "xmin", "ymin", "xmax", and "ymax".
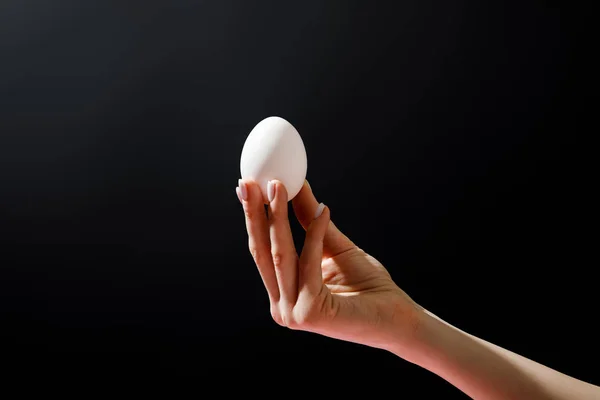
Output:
[{"xmin": 0, "ymin": 0, "xmax": 594, "ymax": 396}]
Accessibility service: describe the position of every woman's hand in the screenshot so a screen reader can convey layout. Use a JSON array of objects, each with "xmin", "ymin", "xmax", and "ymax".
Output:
[
  {"xmin": 236, "ymin": 179, "xmax": 600, "ymax": 399},
  {"xmin": 236, "ymin": 179, "xmax": 423, "ymax": 354}
]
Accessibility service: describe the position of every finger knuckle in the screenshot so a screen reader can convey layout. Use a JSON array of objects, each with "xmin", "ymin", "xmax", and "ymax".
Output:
[
  {"xmin": 244, "ymin": 207, "xmax": 254, "ymax": 220},
  {"xmin": 290, "ymin": 312, "xmax": 310, "ymax": 329},
  {"xmin": 280, "ymin": 310, "xmax": 298, "ymax": 330},
  {"xmin": 271, "ymin": 251, "xmax": 286, "ymax": 270},
  {"xmin": 295, "ymin": 298, "xmax": 324, "ymax": 329},
  {"xmin": 273, "ymin": 304, "xmax": 300, "ymax": 329},
  {"xmin": 270, "ymin": 305, "xmax": 285, "ymax": 327}
]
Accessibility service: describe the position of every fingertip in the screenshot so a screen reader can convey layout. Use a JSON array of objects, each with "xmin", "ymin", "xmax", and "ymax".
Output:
[
  {"xmin": 266, "ymin": 180, "xmax": 290, "ymax": 221},
  {"xmin": 269, "ymin": 179, "xmax": 289, "ymax": 204},
  {"xmin": 277, "ymin": 180, "xmax": 289, "ymax": 202},
  {"xmin": 314, "ymin": 202, "xmax": 326, "ymax": 219},
  {"xmin": 319, "ymin": 205, "xmax": 331, "ymax": 225},
  {"xmin": 237, "ymin": 179, "xmax": 248, "ymax": 202},
  {"xmin": 236, "ymin": 186, "xmax": 243, "ymax": 204},
  {"xmin": 292, "ymin": 181, "xmax": 320, "ymax": 227},
  {"xmin": 240, "ymin": 179, "xmax": 266, "ymax": 206},
  {"xmin": 308, "ymin": 204, "xmax": 329, "ymax": 233},
  {"xmin": 322, "ymin": 204, "xmax": 330, "ymax": 220}
]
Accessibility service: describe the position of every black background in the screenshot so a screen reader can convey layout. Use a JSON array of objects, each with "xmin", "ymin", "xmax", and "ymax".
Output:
[{"xmin": 0, "ymin": 0, "xmax": 594, "ymax": 396}]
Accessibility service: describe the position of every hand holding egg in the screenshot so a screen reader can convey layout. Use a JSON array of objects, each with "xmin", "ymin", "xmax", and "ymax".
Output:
[{"xmin": 235, "ymin": 138, "xmax": 422, "ymax": 358}]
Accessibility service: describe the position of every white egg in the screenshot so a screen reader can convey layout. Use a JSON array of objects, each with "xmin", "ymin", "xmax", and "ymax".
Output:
[{"xmin": 240, "ymin": 116, "xmax": 307, "ymax": 202}]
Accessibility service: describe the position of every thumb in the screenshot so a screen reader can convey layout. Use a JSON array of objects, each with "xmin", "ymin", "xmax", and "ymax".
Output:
[{"xmin": 292, "ymin": 180, "xmax": 355, "ymax": 258}]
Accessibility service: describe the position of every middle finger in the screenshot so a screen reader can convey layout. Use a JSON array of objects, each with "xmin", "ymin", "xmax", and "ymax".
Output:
[{"xmin": 267, "ymin": 180, "xmax": 299, "ymax": 306}]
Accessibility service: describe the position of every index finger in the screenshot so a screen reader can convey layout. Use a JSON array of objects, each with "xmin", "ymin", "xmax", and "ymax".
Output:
[{"xmin": 238, "ymin": 179, "xmax": 280, "ymax": 302}]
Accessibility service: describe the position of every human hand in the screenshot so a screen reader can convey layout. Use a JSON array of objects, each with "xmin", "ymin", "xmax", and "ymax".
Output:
[{"xmin": 236, "ymin": 179, "xmax": 424, "ymax": 354}]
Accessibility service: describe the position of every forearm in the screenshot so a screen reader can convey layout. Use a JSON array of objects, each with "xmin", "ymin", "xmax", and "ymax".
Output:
[{"xmin": 392, "ymin": 309, "xmax": 599, "ymax": 400}]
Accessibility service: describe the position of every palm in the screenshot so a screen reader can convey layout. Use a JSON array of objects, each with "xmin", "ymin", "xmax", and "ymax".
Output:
[
  {"xmin": 321, "ymin": 247, "xmax": 398, "ymax": 295},
  {"xmin": 303, "ymin": 246, "xmax": 420, "ymax": 350}
]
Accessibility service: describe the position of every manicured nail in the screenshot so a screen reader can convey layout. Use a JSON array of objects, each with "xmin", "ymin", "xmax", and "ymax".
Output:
[
  {"xmin": 305, "ymin": 180, "xmax": 311, "ymax": 190},
  {"xmin": 314, "ymin": 203, "xmax": 325, "ymax": 219},
  {"xmin": 235, "ymin": 186, "xmax": 243, "ymax": 204},
  {"xmin": 267, "ymin": 180, "xmax": 275, "ymax": 203},
  {"xmin": 238, "ymin": 179, "xmax": 248, "ymax": 201}
]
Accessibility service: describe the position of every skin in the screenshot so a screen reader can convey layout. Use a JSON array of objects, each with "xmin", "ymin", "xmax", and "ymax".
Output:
[{"xmin": 236, "ymin": 179, "xmax": 599, "ymax": 400}]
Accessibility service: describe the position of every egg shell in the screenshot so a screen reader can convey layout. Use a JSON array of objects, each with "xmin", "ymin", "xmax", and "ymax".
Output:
[{"xmin": 240, "ymin": 116, "xmax": 307, "ymax": 202}]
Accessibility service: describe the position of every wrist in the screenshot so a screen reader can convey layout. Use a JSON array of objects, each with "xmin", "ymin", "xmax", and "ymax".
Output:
[
  {"xmin": 390, "ymin": 306, "xmax": 483, "ymax": 369},
  {"xmin": 403, "ymin": 308, "xmax": 460, "ymax": 367},
  {"xmin": 384, "ymin": 304, "xmax": 440, "ymax": 364}
]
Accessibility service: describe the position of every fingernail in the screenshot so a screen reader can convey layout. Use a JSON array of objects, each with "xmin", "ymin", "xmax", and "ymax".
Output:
[
  {"xmin": 314, "ymin": 202, "xmax": 325, "ymax": 219},
  {"xmin": 267, "ymin": 180, "xmax": 275, "ymax": 203},
  {"xmin": 235, "ymin": 186, "xmax": 243, "ymax": 204},
  {"xmin": 238, "ymin": 179, "xmax": 248, "ymax": 201},
  {"xmin": 305, "ymin": 180, "xmax": 311, "ymax": 190}
]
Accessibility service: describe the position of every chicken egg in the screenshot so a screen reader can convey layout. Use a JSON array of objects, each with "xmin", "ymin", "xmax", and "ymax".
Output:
[{"xmin": 240, "ymin": 116, "xmax": 307, "ymax": 202}]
